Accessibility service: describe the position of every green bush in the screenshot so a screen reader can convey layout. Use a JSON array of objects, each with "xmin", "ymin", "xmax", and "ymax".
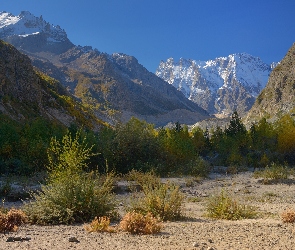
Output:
[
  {"xmin": 24, "ymin": 172, "xmax": 116, "ymax": 224},
  {"xmin": 205, "ymin": 189, "xmax": 257, "ymax": 220},
  {"xmin": 127, "ymin": 171, "xmax": 184, "ymax": 221},
  {"xmin": 24, "ymin": 130, "xmax": 117, "ymax": 224},
  {"xmin": 182, "ymin": 157, "xmax": 211, "ymax": 177},
  {"xmin": 253, "ymin": 163, "xmax": 291, "ymax": 184}
]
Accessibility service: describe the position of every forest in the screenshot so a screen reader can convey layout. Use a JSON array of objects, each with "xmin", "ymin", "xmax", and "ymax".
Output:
[{"xmin": 0, "ymin": 111, "xmax": 294, "ymax": 177}]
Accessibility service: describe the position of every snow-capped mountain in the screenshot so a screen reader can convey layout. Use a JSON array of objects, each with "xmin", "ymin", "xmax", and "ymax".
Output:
[
  {"xmin": 0, "ymin": 11, "xmax": 68, "ymax": 42},
  {"xmin": 156, "ymin": 54, "xmax": 272, "ymax": 116},
  {"xmin": 0, "ymin": 11, "xmax": 209, "ymax": 126},
  {"xmin": 0, "ymin": 11, "xmax": 73, "ymax": 53}
]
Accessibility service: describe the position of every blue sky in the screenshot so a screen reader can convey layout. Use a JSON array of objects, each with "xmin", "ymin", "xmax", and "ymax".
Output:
[{"xmin": 1, "ymin": 0, "xmax": 295, "ymax": 72}]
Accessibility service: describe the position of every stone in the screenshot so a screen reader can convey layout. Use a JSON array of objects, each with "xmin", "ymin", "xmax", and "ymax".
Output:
[
  {"xmin": 193, "ymin": 242, "xmax": 199, "ymax": 247},
  {"xmin": 6, "ymin": 237, "xmax": 15, "ymax": 242},
  {"xmin": 69, "ymin": 236, "xmax": 80, "ymax": 243}
]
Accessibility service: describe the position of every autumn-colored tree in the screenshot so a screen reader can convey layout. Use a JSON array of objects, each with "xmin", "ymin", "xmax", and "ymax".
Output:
[{"xmin": 275, "ymin": 115, "xmax": 295, "ymax": 162}]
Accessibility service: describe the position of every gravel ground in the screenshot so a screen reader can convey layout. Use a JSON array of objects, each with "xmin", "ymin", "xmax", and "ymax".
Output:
[{"xmin": 2, "ymin": 172, "xmax": 295, "ymax": 250}]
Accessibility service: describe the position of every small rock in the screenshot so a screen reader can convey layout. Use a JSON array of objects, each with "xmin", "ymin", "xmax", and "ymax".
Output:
[
  {"xmin": 207, "ymin": 247, "xmax": 215, "ymax": 250},
  {"xmin": 6, "ymin": 237, "xmax": 15, "ymax": 242},
  {"xmin": 69, "ymin": 236, "xmax": 80, "ymax": 243},
  {"xmin": 208, "ymin": 239, "xmax": 213, "ymax": 243},
  {"xmin": 22, "ymin": 237, "xmax": 31, "ymax": 241},
  {"xmin": 193, "ymin": 242, "xmax": 199, "ymax": 247},
  {"xmin": 13, "ymin": 236, "xmax": 22, "ymax": 241}
]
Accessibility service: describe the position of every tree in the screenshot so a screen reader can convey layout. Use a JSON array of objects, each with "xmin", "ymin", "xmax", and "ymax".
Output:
[{"xmin": 225, "ymin": 111, "xmax": 247, "ymax": 137}]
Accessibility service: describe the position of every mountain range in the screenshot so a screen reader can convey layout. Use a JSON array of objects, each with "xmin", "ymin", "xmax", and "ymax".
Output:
[
  {"xmin": 156, "ymin": 54, "xmax": 273, "ymax": 117},
  {"xmin": 0, "ymin": 11, "xmax": 209, "ymax": 127},
  {"xmin": 0, "ymin": 10, "xmax": 294, "ymax": 128}
]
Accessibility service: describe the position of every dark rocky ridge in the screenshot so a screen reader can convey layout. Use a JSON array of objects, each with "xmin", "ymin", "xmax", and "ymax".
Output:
[
  {"xmin": 245, "ymin": 43, "xmax": 295, "ymax": 123},
  {"xmin": 0, "ymin": 40, "xmax": 102, "ymax": 129}
]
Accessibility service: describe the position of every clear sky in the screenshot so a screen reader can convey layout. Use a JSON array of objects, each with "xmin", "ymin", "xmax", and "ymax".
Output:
[{"xmin": 1, "ymin": 0, "xmax": 295, "ymax": 72}]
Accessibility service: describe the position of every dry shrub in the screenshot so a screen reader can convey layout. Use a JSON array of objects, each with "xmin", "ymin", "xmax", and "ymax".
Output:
[
  {"xmin": 0, "ymin": 208, "xmax": 27, "ymax": 233},
  {"xmin": 119, "ymin": 211, "xmax": 163, "ymax": 235},
  {"xmin": 84, "ymin": 216, "xmax": 116, "ymax": 233},
  {"xmin": 281, "ymin": 208, "xmax": 295, "ymax": 223}
]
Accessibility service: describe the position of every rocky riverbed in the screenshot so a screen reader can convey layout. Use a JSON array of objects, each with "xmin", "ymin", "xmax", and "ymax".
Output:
[{"xmin": 1, "ymin": 172, "xmax": 295, "ymax": 250}]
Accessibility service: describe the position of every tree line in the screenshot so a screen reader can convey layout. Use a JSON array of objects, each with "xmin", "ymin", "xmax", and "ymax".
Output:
[{"xmin": 0, "ymin": 111, "xmax": 294, "ymax": 176}]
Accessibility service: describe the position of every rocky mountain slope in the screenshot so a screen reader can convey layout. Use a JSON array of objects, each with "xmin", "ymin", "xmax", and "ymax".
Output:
[
  {"xmin": 245, "ymin": 42, "xmax": 295, "ymax": 123},
  {"xmin": 0, "ymin": 11, "xmax": 209, "ymax": 126},
  {"xmin": 156, "ymin": 54, "xmax": 272, "ymax": 117},
  {"xmin": 0, "ymin": 39, "xmax": 103, "ymax": 130}
]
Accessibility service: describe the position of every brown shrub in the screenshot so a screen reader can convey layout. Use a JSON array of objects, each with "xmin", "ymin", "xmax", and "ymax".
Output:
[
  {"xmin": 281, "ymin": 208, "xmax": 295, "ymax": 223},
  {"xmin": 0, "ymin": 209, "xmax": 27, "ymax": 233},
  {"xmin": 119, "ymin": 211, "xmax": 163, "ymax": 235}
]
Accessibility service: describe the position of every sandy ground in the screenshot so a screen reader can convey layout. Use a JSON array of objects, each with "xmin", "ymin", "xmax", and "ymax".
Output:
[{"xmin": 1, "ymin": 172, "xmax": 295, "ymax": 250}]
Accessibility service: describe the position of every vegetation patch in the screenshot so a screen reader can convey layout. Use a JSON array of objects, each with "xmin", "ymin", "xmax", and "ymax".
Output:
[
  {"xmin": 127, "ymin": 171, "xmax": 184, "ymax": 221},
  {"xmin": 281, "ymin": 208, "xmax": 295, "ymax": 223},
  {"xmin": 84, "ymin": 216, "xmax": 116, "ymax": 233},
  {"xmin": 205, "ymin": 189, "xmax": 257, "ymax": 220},
  {"xmin": 24, "ymin": 130, "xmax": 117, "ymax": 225},
  {"xmin": 119, "ymin": 211, "xmax": 163, "ymax": 235},
  {"xmin": 0, "ymin": 208, "xmax": 27, "ymax": 233},
  {"xmin": 253, "ymin": 163, "xmax": 291, "ymax": 184}
]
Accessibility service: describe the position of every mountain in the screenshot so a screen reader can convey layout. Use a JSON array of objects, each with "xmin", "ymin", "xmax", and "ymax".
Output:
[
  {"xmin": 0, "ymin": 39, "xmax": 104, "ymax": 130},
  {"xmin": 0, "ymin": 11, "xmax": 209, "ymax": 126},
  {"xmin": 156, "ymin": 54, "xmax": 272, "ymax": 117},
  {"xmin": 245, "ymin": 42, "xmax": 295, "ymax": 123},
  {"xmin": 0, "ymin": 11, "xmax": 73, "ymax": 53}
]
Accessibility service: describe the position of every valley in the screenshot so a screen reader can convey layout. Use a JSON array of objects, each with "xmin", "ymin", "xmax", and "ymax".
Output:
[{"xmin": 0, "ymin": 9, "xmax": 294, "ymax": 250}]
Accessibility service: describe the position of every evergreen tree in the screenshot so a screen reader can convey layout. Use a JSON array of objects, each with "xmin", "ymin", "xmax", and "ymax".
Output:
[{"xmin": 225, "ymin": 111, "xmax": 247, "ymax": 137}]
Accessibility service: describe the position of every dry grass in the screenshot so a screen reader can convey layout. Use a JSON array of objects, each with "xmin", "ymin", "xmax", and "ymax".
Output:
[
  {"xmin": 281, "ymin": 208, "xmax": 295, "ymax": 223},
  {"xmin": 119, "ymin": 211, "xmax": 163, "ymax": 235},
  {"xmin": 0, "ymin": 208, "xmax": 27, "ymax": 233},
  {"xmin": 84, "ymin": 216, "xmax": 116, "ymax": 233}
]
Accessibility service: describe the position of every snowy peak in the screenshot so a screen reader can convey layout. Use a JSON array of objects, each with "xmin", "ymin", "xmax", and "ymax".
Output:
[
  {"xmin": 0, "ymin": 11, "xmax": 68, "ymax": 42},
  {"xmin": 156, "ymin": 53, "xmax": 272, "ymax": 116}
]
